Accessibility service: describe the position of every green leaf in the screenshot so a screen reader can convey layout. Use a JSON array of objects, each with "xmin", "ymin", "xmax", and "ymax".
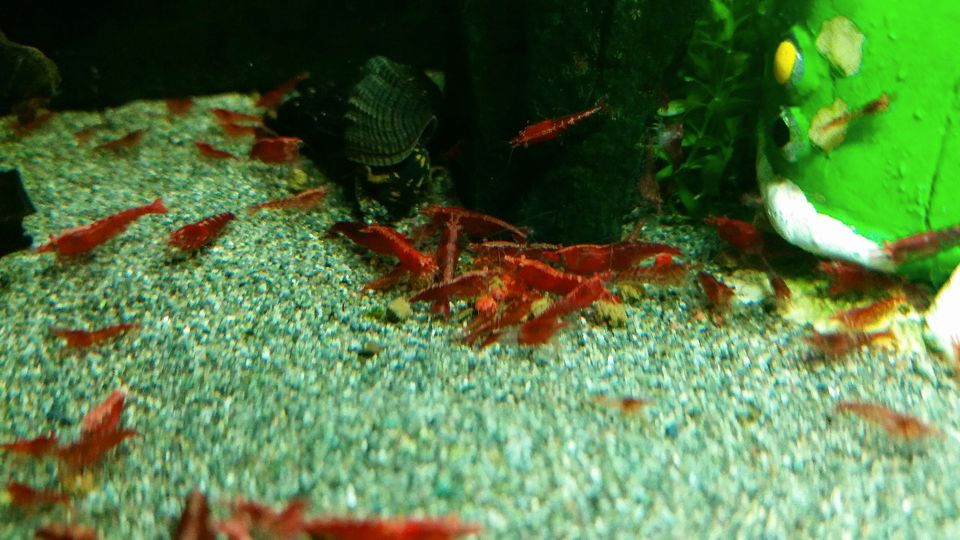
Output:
[
  {"xmin": 709, "ymin": 0, "xmax": 735, "ymax": 42},
  {"xmin": 656, "ymin": 164, "xmax": 675, "ymax": 179},
  {"xmin": 676, "ymin": 186, "xmax": 701, "ymax": 214}
]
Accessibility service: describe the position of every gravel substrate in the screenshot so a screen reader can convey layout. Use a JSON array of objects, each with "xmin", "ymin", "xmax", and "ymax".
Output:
[{"xmin": 1, "ymin": 95, "xmax": 958, "ymax": 539}]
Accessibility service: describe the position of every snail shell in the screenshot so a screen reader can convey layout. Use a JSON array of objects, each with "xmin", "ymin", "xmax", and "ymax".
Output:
[{"xmin": 344, "ymin": 56, "xmax": 439, "ymax": 167}]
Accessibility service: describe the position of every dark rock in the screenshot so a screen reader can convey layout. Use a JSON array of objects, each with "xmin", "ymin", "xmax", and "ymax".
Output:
[
  {"xmin": 268, "ymin": 78, "xmax": 351, "ymax": 168},
  {"xmin": 454, "ymin": 0, "xmax": 706, "ymax": 243},
  {"xmin": 0, "ymin": 31, "xmax": 60, "ymax": 111},
  {"xmin": 0, "ymin": 169, "xmax": 36, "ymax": 257},
  {"xmin": 2, "ymin": 0, "xmax": 451, "ymax": 110},
  {"xmin": 268, "ymin": 76, "xmax": 364, "ymax": 215}
]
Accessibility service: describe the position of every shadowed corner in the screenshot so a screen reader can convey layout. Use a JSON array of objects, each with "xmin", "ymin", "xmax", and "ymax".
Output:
[{"xmin": 0, "ymin": 168, "xmax": 36, "ymax": 258}]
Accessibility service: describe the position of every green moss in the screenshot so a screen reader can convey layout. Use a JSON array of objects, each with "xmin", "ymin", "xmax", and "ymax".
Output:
[
  {"xmin": 386, "ymin": 296, "xmax": 413, "ymax": 322},
  {"xmin": 366, "ymin": 304, "xmax": 388, "ymax": 322},
  {"xmin": 593, "ymin": 300, "xmax": 628, "ymax": 328}
]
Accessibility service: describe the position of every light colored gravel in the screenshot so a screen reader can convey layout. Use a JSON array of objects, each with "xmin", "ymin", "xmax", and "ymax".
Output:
[{"xmin": 1, "ymin": 95, "xmax": 958, "ymax": 539}]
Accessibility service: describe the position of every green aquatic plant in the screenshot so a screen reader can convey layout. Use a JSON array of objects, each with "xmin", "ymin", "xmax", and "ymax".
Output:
[{"xmin": 655, "ymin": 0, "xmax": 771, "ymax": 215}]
